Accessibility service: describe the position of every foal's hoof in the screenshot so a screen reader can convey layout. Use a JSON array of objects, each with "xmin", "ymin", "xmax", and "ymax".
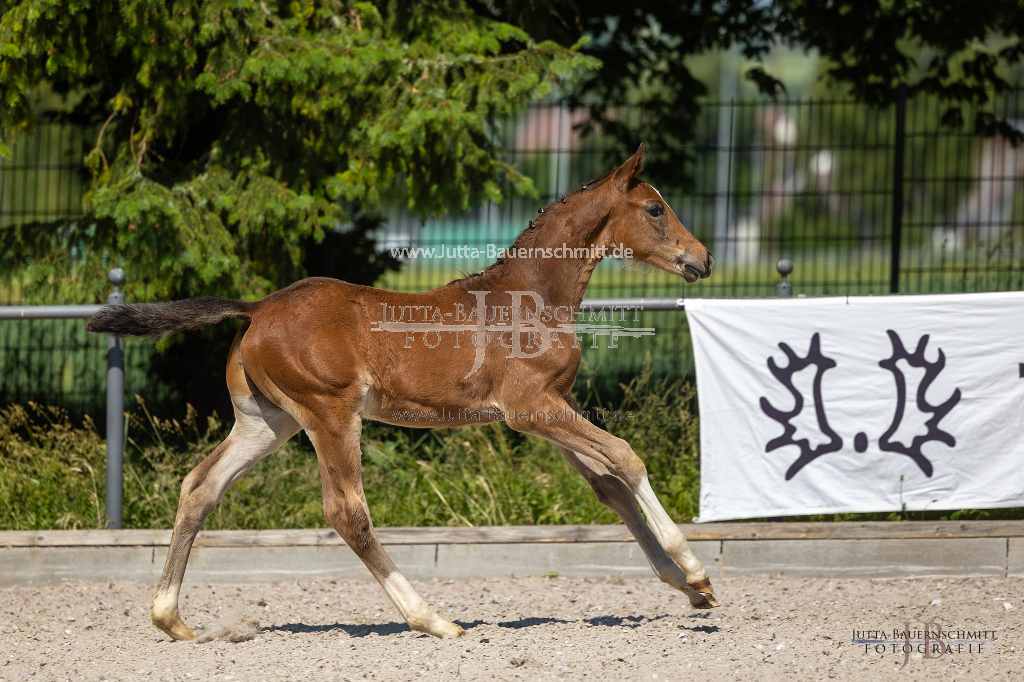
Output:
[
  {"xmin": 417, "ymin": 617, "xmax": 465, "ymax": 639},
  {"xmin": 433, "ymin": 620, "xmax": 465, "ymax": 639},
  {"xmin": 153, "ymin": 618, "xmax": 197, "ymax": 641},
  {"xmin": 151, "ymin": 600, "xmax": 198, "ymax": 641},
  {"xmin": 691, "ymin": 596, "xmax": 716, "ymax": 609},
  {"xmin": 688, "ymin": 577, "xmax": 720, "ymax": 609}
]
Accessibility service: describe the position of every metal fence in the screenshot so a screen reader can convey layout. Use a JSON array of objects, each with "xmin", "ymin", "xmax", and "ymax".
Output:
[
  {"xmin": 0, "ymin": 125, "xmax": 161, "ymax": 419},
  {"xmin": 1, "ymin": 92, "xmax": 1022, "ymax": 414},
  {"xmin": 377, "ymin": 90, "xmax": 1024, "ymax": 297}
]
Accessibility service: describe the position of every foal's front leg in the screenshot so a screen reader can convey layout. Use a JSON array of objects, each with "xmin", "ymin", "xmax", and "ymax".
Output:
[
  {"xmin": 512, "ymin": 395, "xmax": 718, "ymax": 608},
  {"xmin": 557, "ymin": 445, "xmax": 717, "ymax": 608}
]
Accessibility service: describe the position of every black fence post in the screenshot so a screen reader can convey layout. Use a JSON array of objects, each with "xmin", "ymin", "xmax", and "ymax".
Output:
[
  {"xmin": 105, "ymin": 268, "xmax": 126, "ymax": 529},
  {"xmin": 890, "ymin": 83, "xmax": 907, "ymax": 294}
]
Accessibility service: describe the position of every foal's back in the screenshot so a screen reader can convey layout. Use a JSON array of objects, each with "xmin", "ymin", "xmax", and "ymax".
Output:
[{"xmin": 236, "ymin": 276, "xmax": 553, "ymax": 425}]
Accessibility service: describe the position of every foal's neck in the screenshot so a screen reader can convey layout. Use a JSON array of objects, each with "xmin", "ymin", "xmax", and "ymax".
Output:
[{"xmin": 490, "ymin": 199, "xmax": 608, "ymax": 311}]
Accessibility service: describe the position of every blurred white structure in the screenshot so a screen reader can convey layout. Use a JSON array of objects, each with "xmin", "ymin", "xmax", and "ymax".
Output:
[
  {"xmin": 933, "ymin": 121, "xmax": 1024, "ymax": 253},
  {"xmin": 725, "ymin": 108, "xmax": 810, "ymax": 266}
]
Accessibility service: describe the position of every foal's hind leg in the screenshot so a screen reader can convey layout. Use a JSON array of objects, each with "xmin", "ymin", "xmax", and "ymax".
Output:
[
  {"xmin": 151, "ymin": 333, "xmax": 299, "ymax": 640},
  {"xmin": 302, "ymin": 400, "xmax": 463, "ymax": 638}
]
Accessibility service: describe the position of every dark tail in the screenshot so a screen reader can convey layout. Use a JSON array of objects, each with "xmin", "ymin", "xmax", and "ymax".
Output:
[{"xmin": 86, "ymin": 297, "xmax": 256, "ymax": 338}]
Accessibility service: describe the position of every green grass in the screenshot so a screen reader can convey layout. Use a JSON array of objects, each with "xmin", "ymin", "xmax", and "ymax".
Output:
[
  {"xmin": 0, "ymin": 368, "xmax": 700, "ymax": 530},
  {"xmin": 3, "ymin": 366, "xmax": 1023, "ymax": 531}
]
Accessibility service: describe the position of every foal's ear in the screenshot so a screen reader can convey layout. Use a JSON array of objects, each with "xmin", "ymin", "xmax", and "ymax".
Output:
[{"xmin": 613, "ymin": 143, "xmax": 645, "ymax": 188}]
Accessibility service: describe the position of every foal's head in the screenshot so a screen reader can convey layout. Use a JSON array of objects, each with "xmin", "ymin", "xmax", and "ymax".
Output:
[{"xmin": 597, "ymin": 144, "xmax": 713, "ymax": 283}]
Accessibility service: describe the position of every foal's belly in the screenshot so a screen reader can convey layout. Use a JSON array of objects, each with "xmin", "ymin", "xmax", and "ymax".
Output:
[{"xmin": 362, "ymin": 387, "xmax": 500, "ymax": 428}]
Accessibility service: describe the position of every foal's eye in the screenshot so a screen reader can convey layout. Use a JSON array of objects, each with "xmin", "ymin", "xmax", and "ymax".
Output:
[{"xmin": 647, "ymin": 204, "xmax": 664, "ymax": 218}]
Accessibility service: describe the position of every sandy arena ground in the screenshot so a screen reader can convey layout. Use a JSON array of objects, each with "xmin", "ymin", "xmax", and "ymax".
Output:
[{"xmin": 1, "ymin": 575, "xmax": 1020, "ymax": 681}]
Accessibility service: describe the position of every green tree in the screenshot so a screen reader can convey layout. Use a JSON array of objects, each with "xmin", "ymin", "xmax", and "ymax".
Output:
[
  {"xmin": 0, "ymin": 0, "xmax": 596, "ymax": 303},
  {"xmin": 483, "ymin": 0, "xmax": 1024, "ymax": 185}
]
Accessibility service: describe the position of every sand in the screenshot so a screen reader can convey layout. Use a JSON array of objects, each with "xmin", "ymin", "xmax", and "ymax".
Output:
[{"xmin": 2, "ymin": 574, "xmax": 1020, "ymax": 680}]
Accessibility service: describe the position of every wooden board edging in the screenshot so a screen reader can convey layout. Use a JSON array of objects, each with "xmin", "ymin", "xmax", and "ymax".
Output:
[{"xmin": 3, "ymin": 520, "xmax": 1024, "ymax": 548}]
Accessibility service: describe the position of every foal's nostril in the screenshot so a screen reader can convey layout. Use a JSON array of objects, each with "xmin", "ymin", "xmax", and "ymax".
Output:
[{"xmin": 705, "ymin": 252, "xmax": 714, "ymax": 276}]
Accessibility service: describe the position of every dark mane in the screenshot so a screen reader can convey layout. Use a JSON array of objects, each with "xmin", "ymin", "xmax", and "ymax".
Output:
[
  {"xmin": 448, "ymin": 167, "xmax": 618, "ymax": 284},
  {"xmin": 505, "ymin": 167, "xmax": 616, "ymax": 250}
]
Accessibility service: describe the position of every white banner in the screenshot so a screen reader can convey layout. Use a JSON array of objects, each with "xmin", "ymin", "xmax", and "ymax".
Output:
[{"xmin": 686, "ymin": 292, "xmax": 1024, "ymax": 522}]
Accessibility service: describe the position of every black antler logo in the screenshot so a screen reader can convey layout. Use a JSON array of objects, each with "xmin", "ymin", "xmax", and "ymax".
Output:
[
  {"xmin": 878, "ymin": 330, "xmax": 961, "ymax": 477},
  {"xmin": 760, "ymin": 333, "xmax": 844, "ymax": 480}
]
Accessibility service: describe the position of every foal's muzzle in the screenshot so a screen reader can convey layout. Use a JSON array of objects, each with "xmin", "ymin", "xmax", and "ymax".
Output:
[{"xmin": 677, "ymin": 251, "xmax": 714, "ymax": 283}]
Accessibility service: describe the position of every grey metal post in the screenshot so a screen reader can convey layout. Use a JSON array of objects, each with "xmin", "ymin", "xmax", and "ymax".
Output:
[
  {"xmin": 105, "ymin": 268, "xmax": 126, "ymax": 529},
  {"xmin": 890, "ymin": 83, "xmax": 907, "ymax": 294},
  {"xmin": 713, "ymin": 46, "xmax": 739, "ymax": 260},
  {"xmin": 776, "ymin": 259, "xmax": 793, "ymax": 297}
]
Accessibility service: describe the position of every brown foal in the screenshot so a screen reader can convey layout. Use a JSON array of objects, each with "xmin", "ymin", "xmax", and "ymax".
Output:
[{"xmin": 87, "ymin": 144, "xmax": 717, "ymax": 640}]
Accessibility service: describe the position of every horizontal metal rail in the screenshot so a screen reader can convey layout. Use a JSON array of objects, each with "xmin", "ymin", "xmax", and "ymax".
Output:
[
  {"xmin": 579, "ymin": 297, "xmax": 685, "ymax": 310},
  {"xmin": 1, "ymin": 301, "xmax": 689, "ymax": 315},
  {"xmin": 0, "ymin": 304, "xmax": 104, "ymax": 319},
  {"xmin": 1, "ymin": 301, "xmax": 688, "ymax": 315}
]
